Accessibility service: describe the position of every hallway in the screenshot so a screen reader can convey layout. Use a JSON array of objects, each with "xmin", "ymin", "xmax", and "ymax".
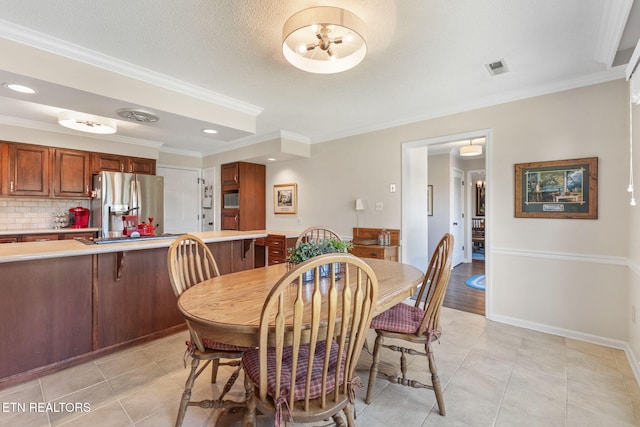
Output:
[{"xmin": 443, "ymin": 259, "xmax": 485, "ymax": 316}]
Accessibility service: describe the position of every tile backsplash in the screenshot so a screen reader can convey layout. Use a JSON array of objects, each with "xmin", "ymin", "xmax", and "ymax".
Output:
[{"xmin": 0, "ymin": 198, "xmax": 90, "ymax": 231}]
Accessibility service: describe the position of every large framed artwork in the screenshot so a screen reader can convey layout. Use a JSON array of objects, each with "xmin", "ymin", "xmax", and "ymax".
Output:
[
  {"xmin": 514, "ymin": 157, "xmax": 598, "ymax": 219},
  {"xmin": 274, "ymin": 183, "xmax": 297, "ymax": 214}
]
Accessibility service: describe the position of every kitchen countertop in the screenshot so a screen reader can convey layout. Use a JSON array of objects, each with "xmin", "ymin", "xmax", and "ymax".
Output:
[
  {"xmin": 0, "ymin": 230, "xmax": 301, "ymax": 263},
  {"xmin": 0, "ymin": 228, "xmax": 99, "ymax": 236}
]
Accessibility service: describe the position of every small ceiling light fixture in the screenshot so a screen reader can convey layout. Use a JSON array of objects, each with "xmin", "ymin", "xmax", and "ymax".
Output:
[
  {"xmin": 58, "ymin": 111, "xmax": 117, "ymax": 134},
  {"xmin": 116, "ymin": 108, "xmax": 159, "ymax": 123},
  {"xmin": 3, "ymin": 83, "xmax": 37, "ymax": 94},
  {"xmin": 282, "ymin": 6, "xmax": 367, "ymax": 74},
  {"xmin": 460, "ymin": 140, "xmax": 483, "ymax": 157},
  {"xmin": 202, "ymin": 129, "xmax": 218, "ymax": 134}
]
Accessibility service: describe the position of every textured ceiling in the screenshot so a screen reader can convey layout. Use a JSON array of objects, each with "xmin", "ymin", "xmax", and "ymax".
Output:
[{"xmin": 0, "ymin": 0, "xmax": 638, "ymax": 157}]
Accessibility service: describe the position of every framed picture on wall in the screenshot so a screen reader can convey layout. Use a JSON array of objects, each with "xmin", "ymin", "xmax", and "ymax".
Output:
[
  {"xmin": 514, "ymin": 157, "xmax": 598, "ymax": 219},
  {"xmin": 476, "ymin": 184, "xmax": 485, "ymax": 216},
  {"xmin": 274, "ymin": 183, "xmax": 297, "ymax": 214}
]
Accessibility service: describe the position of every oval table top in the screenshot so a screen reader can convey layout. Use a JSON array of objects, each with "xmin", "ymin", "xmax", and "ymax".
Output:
[{"xmin": 177, "ymin": 258, "xmax": 424, "ymax": 348}]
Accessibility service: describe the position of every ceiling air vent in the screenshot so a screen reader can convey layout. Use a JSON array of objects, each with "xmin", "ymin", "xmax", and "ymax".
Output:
[
  {"xmin": 485, "ymin": 59, "xmax": 509, "ymax": 76},
  {"xmin": 116, "ymin": 108, "xmax": 159, "ymax": 123}
]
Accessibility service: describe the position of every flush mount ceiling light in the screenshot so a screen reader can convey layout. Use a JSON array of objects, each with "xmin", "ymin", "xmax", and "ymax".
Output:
[
  {"xmin": 202, "ymin": 128, "xmax": 218, "ymax": 134},
  {"xmin": 460, "ymin": 140, "xmax": 483, "ymax": 157},
  {"xmin": 116, "ymin": 108, "xmax": 159, "ymax": 123},
  {"xmin": 58, "ymin": 111, "xmax": 117, "ymax": 134},
  {"xmin": 282, "ymin": 6, "xmax": 367, "ymax": 74},
  {"xmin": 3, "ymin": 83, "xmax": 37, "ymax": 94}
]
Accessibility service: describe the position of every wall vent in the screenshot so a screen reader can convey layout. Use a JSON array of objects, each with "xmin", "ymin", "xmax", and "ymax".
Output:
[{"xmin": 485, "ymin": 59, "xmax": 509, "ymax": 76}]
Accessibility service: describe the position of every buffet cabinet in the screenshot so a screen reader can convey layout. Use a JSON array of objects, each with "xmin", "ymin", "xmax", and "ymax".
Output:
[
  {"xmin": 350, "ymin": 227, "xmax": 400, "ymax": 262},
  {"xmin": 0, "ymin": 140, "xmax": 156, "ymax": 198}
]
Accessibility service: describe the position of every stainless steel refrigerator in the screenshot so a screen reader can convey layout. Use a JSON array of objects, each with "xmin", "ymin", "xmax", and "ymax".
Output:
[{"xmin": 91, "ymin": 171, "xmax": 164, "ymax": 238}]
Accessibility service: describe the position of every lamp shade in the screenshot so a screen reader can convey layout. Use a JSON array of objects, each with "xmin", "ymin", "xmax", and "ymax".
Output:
[
  {"xmin": 282, "ymin": 6, "xmax": 367, "ymax": 74},
  {"xmin": 58, "ymin": 111, "xmax": 117, "ymax": 134},
  {"xmin": 460, "ymin": 143, "xmax": 482, "ymax": 157},
  {"xmin": 355, "ymin": 198, "xmax": 364, "ymax": 211}
]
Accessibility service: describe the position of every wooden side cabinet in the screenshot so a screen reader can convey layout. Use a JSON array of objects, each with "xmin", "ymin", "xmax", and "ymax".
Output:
[
  {"xmin": 351, "ymin": 227, "xmax": 400, "ymax": 262},
  {"xmin": 6, "ymin": 143, "xmax": 51, "ymax": 197},
  {"xmin": 53, "ymin": 148, "xmax": 91, "ymax": 198}
]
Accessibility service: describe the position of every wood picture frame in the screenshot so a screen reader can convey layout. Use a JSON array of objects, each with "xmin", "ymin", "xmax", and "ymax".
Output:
[
  {"xmin": 476, "ymin": 184, "xmax": 485, "ymax": 216},
  {"xmin": 274, "ymin": 183, "xmax": 297, "ymax": 214},
  {"xmin": 515, "ymin": 157, "xmax": 598, "ymax": 219}
]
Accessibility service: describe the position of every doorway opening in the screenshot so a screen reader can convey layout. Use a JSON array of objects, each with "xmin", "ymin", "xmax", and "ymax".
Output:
[{"xmin": 401, "ymin": 130, "xmax": 490, "ymax": 317}]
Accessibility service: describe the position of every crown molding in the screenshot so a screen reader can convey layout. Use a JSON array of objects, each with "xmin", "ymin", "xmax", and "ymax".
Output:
[
  {"xmin": 0, "ymin": 20, "xmax": 263, "ymax": 117},
  {"xmin": 0, "ymin": 114, "xmax": 164, "ymax": 148}
]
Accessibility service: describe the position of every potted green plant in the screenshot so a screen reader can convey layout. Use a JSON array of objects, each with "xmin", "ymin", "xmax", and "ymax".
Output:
[{"xmin": 287, "ymin": 238, "xmax": 353, "ymax": 280}]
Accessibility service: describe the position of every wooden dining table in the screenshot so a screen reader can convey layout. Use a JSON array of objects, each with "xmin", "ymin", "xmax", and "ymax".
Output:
[{"xmin": 177, "ymin": 258, "xmax": 425, "ymax": 348}]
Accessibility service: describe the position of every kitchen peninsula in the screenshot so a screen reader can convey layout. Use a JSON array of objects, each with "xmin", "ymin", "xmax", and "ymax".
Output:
[{"xmin": 0, "ymin": 230, "xmax": 297, "ymax": 389}]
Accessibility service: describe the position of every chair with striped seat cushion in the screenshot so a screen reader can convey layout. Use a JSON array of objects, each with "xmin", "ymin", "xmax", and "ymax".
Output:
[
  {"xmin": 242, "ymin": 254, "xmax": 378, "ymax": 427},
  {"xmin": 167, "ymin": 234, "xmax": 248, "ymax": 427},
  {"xmin": 365, "ymin": 233, "xmax": 454, "ymax": 416}
]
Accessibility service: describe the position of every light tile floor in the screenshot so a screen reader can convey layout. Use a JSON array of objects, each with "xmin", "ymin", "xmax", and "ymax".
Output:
[{"xmin": 1, "ymin": 306, "xmax": 639, "ymax": 426}]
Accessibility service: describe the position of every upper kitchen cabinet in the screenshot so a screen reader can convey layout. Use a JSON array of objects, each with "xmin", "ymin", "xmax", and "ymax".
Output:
[
  {"xmin": 53, "ymin": 148, "xmax": 91, "ymax": 198},
  {"xmin": 6, "ymin": 142, "xmax": 51, "ymax": 197},
  {"xmin": 221, "ymin": 162, "xmax": 240, "ymax": 190},
  {"xmin": 220, "ymin": 161, "xmax": 265, "ymax": 231},
  {"xmin": 91, "ymin": 153, "xmax": 156, "ymax": 175}
]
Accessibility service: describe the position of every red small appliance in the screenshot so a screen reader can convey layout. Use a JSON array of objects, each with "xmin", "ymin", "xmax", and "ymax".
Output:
[
  {"xmin": 122, "ymin": 215, "xmax": 139, "ymax": 237},
  {"xmin": 137, "ymin": 217, "xmax": 156, "ymax": 236},
  {"xmin": 69, "ymin": 207, "xmax": 90, "ymax": 228}
]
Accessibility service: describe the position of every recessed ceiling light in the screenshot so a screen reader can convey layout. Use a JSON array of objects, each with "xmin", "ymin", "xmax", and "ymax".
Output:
[
  {"xmin": 267, "ymin": 158, "xmax": 277, "ymax": 162},
  {"xmin": 202, "ymin": 129, "xmax": 218, "ymax": 134},
  {"xmin": 3, "ymin": 83, "xmax": 37, "ymax": 94}
]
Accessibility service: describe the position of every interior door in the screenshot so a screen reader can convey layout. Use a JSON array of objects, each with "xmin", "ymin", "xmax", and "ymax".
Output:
[
  {"xmin": 451, "ymin": 169, "xmax": 464, "ymax": 266},
  {"xmin": 157, "ymin": 166, "xmax": 200, "ymax": 234}
]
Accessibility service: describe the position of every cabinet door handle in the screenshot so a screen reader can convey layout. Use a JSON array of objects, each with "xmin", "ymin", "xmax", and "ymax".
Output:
[
  {"xmin": 235, "ymin": 215, "xmax": 239, "ymax": 224},
  {"xmin": 129, "ymin": 164, "xmax": 133, "ymax": 173},
  {"xmin": 9, "ymin": 181, "xmax": 14, "ymax": 192},
  {"xmin": 85, "ymin": 185, "xmax": 89, "ymax": 194},
  {"xmin": 120, "ymin": 163, "xmax": 125, "ymax": 172},
  {"xmin": 234, "ymin": 174, "xmax": 238, "ymax": 183}
]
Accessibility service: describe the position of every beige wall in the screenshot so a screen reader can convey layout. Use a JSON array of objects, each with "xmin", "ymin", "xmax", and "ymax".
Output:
[{"xmin": 264, "ymin": 79, "xmax": 631, "ymax": 352}]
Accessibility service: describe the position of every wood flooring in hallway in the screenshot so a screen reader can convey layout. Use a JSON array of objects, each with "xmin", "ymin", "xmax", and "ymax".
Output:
[{"xmin": 443, "ymin": 259, "xmax": 485, "ymax": 316}]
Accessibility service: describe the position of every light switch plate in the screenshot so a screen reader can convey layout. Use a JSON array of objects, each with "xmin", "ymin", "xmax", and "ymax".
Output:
[{"xmin": 375, "ymin": 202, "xmax": 383, "ymax": 211}]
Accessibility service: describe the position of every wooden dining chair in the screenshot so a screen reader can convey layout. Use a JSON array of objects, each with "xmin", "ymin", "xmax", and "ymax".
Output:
[
  {"xmin": 167, "ymin": 234, "xmax": 247, "ymax": 427},
  {"xmin": 295, "ymin": 226, "xmax": 342, "ymax": 246},
  {"xmin": 365, "ymin": 233, "xmax": 454, "ymax": 416},
  {"xmin": 242, "ymin": 253, "xmax": 378, "ymax": 427}
]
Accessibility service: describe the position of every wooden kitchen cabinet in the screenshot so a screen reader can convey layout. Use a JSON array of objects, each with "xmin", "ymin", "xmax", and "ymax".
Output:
[
  {"xmin": 0, "ymin": 256, "xmax": 92, "ymax": 380},
  {"xmin": 265, "ymin": 233, "xmax": 296, "ymax": 265},
  {"xmin": 91, "ymin": 152, "xmax": 156, "ymax": 175},
  {"xmin": 53, "ymin": 148, "xmax": 92, "ymax": 198},
  {"xmin": 220, "ymin": 161, "xmax": 265, "ymax": 230},
  {"xmin": 6, "ymin": 142, "xmax": 51, "ymax": 197},
  {"xmin": 0, "ymin": 235, "xmax": 18, "ymax": 244},
  {"xmin": 94, "ymin": 248, "xmax": 183, "ymax": 348},
  {"xmin": 221, "ymin": 162, "xmax": 240, "ymax": 190}
]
